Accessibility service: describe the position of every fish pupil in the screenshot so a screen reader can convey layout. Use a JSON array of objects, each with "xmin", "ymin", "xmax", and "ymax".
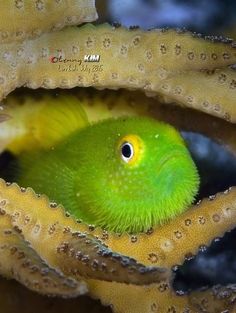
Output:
[{"xmin": 121, "ymin": 142, "xmax": 133, "ymax": 160}]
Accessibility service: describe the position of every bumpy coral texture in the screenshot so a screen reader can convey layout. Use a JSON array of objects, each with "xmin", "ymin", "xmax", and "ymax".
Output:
[{"xmin": 0, "ymin": 24, "xmax": 236, "ymax": 121}]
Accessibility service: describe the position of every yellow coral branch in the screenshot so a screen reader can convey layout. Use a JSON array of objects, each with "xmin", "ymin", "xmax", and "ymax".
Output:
[
  {"xmin": 0, "ymin": 24, "xmax": 236, "ymax": 122},
  {"xmin": 88, "ymin": 280, "xmax": 236, "ymax": 313},
  {"xmin": 189, "ymin": 284, "xmax": 236, "ymax": 313},
  {"xmin": 159, "ymin": 68, "xmax": 236, "ymax": 122},
  {"xmin": 0, "ymin": 180, "xmax": 169, "ymax": 286},
  {"xmin": 0, "ymin": 0, "xmax": 97, "ymax": 43},
  {"xmin": 104, "ymin": 188, "xmax": 236, "ymax": 268},
  {"xmin": 0, "ymin": 212, "xmax": 87, "ymax": 297},
  {"xmin": 0, "ymin": 175, "xmax": 235, "ymax": 312}
]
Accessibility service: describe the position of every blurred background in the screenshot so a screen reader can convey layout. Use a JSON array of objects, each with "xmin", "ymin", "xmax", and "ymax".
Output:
[{"xmin": 96, "ymin": 0, "xmax": 236, "ymax": 37}]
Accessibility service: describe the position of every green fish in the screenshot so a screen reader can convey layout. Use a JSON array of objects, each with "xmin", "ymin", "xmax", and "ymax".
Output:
[{"xmin": 13, "ymin": 115, "xmax": 199, "ymax": 233}]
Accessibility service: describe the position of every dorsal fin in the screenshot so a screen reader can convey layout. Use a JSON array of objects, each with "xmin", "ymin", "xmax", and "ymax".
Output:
[{"xmin": 3, "ymin": 92, "xmax": 89, "ymax": 154}]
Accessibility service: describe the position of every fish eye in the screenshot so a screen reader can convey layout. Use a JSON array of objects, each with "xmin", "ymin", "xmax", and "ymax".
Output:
[
  {"xmin": 118, "ymin": 134, "xmax": 144, "ymax": 166},
  {"xmin": 121, "ymin": 142, "xmax": 134, "ymax": 162}
]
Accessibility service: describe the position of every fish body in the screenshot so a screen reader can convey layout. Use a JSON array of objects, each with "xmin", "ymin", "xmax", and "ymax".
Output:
[{"xmin": 16, "ymin": 116, "xmax": 199, "ymax": 233}]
